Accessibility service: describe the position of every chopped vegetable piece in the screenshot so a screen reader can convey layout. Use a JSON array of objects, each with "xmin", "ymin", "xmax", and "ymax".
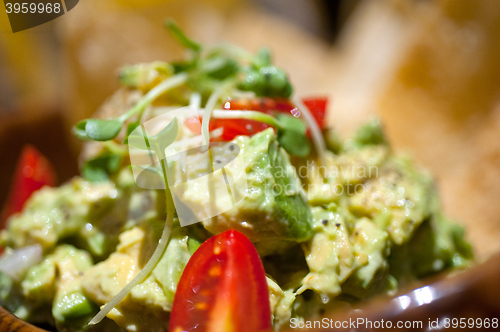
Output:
[
  {"xmin": 1, "ymin": 145, "xmax": 56, "ymax": 228},
  {"xmin": 201, "ymin": 128, "xmax": 313, "ymax": 254},
  {"xmin": 301, "ymin": 97, "xmax": 328, "ymax": 129},
  {"xmin": 169, "ymin": 229, "xmax": 272, "ymax": 332},
  {"xmin": 238, "ymin": 66, "xmax": 292, "ymax": 98},
  {"xmin": 0, "ymin": 244, "xmax": 43, "ymax": 281},
  {"xmin": 208, "ymin": 97, "xmax": 327, "ymax": 141}
]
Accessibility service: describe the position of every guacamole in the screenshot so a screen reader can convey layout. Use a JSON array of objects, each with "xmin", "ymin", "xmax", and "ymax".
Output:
[
  {"xmin": 0, "ymin": 117, "xmax": 472, "ymax": 331},
  {"xmin": 0, "ymin": 34, "xmax": 472, "ymax": 331}
]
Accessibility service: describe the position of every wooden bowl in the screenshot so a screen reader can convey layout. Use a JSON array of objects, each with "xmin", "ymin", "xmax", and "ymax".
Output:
[{"xmin": 0, "ymin": 307, "xmax": 46, "ymax": 332}]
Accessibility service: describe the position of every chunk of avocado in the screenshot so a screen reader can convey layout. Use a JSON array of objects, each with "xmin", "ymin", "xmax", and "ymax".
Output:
[
  {"xmin": 18, "ymin": 244, "xmax": 97, "ymax": 328},
  {"xmin": 0, "ymin": 178, "xmax": 123, "ymax": 258},
  {"xmin": 350, "ymin": 218, "xmax": 390, "ymax": 288},
  {"xmin": 268, "ymin": 138, "xmax": 313, "ymax": 241},
  {"xmin": 389, "ymin": 215, "xmax": 473, "ymax": 284},
  {"xmin": 201, "ymin": 128, "xmax": 312, "ymax": 255},
  {"xmin": 82, "ymin": 219, "xmax": 192, "ymax": 332},
  {"xmin": 47, "ymin": 245, "xmax": 95, "ymax": 323},
  {"xmin": 351, "ymin": 118, "xmax": 387, "ymax": 148},
  {"xmin": 347, "ymin": 156, "xmax": 435, "ymax": 245},
  {"xmin": 299, "ymin": 204, "xmax": 354, "ymax": 300},
  {"xmin": 22, "ymin": 258, "xmax": 56, "ymax": 304}
]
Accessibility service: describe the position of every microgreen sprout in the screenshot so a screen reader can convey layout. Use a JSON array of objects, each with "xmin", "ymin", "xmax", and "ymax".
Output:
[
  {"xmin": 89, "ymin": 117, "xmax": 179, "ymax": 325},
  {"xmin": 165, "ymin": 19, "xmax": 202, "ymax": 53},
  {"xmin": 292, "ymin": 96, "xmax": 326, "ymax": 164},
  {"xmin": 199, "ymin": 109, "xmax": 311, "ymax": 157},
  {"xmin": 74, "ymin": 73, "xmax": 187, "ymax": 142}
]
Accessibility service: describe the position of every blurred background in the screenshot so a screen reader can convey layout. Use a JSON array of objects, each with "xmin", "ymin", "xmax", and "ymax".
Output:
[{"xmin": 1, "ymin": 0, "xmax": 500, "ymax": 258}]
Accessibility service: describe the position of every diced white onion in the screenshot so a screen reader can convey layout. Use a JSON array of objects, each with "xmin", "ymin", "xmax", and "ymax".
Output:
[{"xmin": 0, "ymin": 244, "xmax": 43, "ymax": 281}]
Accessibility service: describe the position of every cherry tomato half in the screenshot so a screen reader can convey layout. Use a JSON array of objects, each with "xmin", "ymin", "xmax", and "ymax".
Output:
[
  {"xmin": 169, "ymin": 229, "xmax": 272, "ymax": 332},
  {"xmin": 0, "ymin": 145, "xmax": 56, "ymax": 228}
]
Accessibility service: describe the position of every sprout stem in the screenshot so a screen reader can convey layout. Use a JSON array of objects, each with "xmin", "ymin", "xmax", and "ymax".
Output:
[
  {"xmin": 198, "ymin": 109, "xmax": 284, "ymax": 130},
  {"xmin": 118, "ymin": 73, "xmax": 188, "ymax": 123},
  {"xmin": 89, "ymin": 160, "xmax": 175, "ymax": 326},
  {"xmin": 201, "ymin": 88, "xmax": 222, "ymax": 146},
  {"xmin": 292, "ymin": 96, "xmax": 326, "ymax": 166}
]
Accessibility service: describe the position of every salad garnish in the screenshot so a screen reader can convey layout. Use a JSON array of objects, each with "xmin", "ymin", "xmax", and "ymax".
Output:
[
  {"xmin": 73, "ymin": 20, "xmax": 325, "ymax": 159},
  {"xmin": 76, "ymin": 21, "xmax": 326, "ymax": 325}
]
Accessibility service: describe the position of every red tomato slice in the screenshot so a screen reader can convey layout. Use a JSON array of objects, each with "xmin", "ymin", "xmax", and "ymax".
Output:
[
  {"xmin": 0, "ymin": 145, "xmax": 56, "ymax": 228},
  {"xmin": 209, "ymin": 99, "xmax": 276, "ymax": 141},
  {"xmin": 188, "ymin": 97, "xmax": 328, "ymax": 141},
  {"xmin": 302, "ymin": 97, "xmax": 328, "ymax": 129},
  {"xmin": 169, "ymin": 229, "xmax": 272, "ymax": 332},
  {"xmin": 210, "ymin": 98, "xmax": 285, "ymax": 141},
  {"xmin": 209, "ymin": 118, "xmax": 269, "ymax": 141}
]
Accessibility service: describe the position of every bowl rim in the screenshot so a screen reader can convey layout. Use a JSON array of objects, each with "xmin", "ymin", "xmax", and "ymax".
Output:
[{"xmin": 2, "ymin": 252, "xmax": 499, "ymax": 332}]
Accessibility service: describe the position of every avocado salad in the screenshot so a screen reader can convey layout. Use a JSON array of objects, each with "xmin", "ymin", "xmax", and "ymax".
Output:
[{"xmin": 0, "ymin": 22, "xmax": 472, "ymax": 332}]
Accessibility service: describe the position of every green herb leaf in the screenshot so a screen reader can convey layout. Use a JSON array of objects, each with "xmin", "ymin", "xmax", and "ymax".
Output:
[
  {"xmin": 255, "ymin": 47, "xmax": 272, "ymax": 68},
  {"xmin": 204, "ymin": 57, "xmax": 239, "ymax": 80},
  {"xmin": 82, "ymin": 165, "xmax": 109, "ymax": 182},
  {"xmin": 127, "ymin": 118, "xmax": 178, "ymax": 189},
  {"xmin": 82, "ymin": 152, "xmax": 124, "ymax": 182},
  {"xmin": 85, "ymin": 119, "xmax": 123, "ymax": 141},
  {"xmin": 73, "ymin": 120, "xmax": 89, "ymax": 140},
  {"xmin": 276, "ymin": 114, "xmax": 310, "ymax": 157},
  {"xmin": 123, "ymin": 121, "xmax": 140, "ymax": 144},
  {"xmin": 171, "ymin": 61, "xmax": 196, "ymax": 74},
  {"xmin": 353, "ymin": 118, "xmax": 387, "ymax": 147},
  {"xmin": 278, "ymin": 130, "xmax": 311, "ymax": 157},
  {"xmin": 126, "ymin": 126, "xmax": 151, "ymax": 151},
  {"xmin": 260, "ymin": 66, "xmax": 292, "ymax": 97},
  {"xmin": 237, "ymin": 66, "xmax": 293, "ymax": 98},
  {"xmin": 126, "ymin": 118, "xmax": 178, "ymax": 159},
  {"xmin": 165, "ymin": 20, "xmax": 201, "ymax": 52},
  {"xmin": 237, "ymin": 69, "xmax": 264, "ymax": 96},
  {"xmin": 150, "ymin": 117, "xmax": 179, "ymax": 157},
  {"xmin": 277, "ymin": 113, "xmax": 307, "ymax": 132}
]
